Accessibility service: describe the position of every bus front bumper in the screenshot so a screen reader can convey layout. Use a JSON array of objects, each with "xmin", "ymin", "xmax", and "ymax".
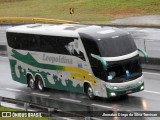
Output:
[{"xmin": 106, "ymin": 81, "xmax": 144, "ymax": 98}]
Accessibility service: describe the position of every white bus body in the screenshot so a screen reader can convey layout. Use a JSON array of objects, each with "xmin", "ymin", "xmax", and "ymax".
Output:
[{"xmin": 6, "ymin": 24, "xmax": 144, "ymax": 99}]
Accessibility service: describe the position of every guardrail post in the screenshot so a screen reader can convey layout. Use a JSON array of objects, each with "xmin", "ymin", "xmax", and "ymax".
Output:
[
  {"xmin": 144, "ymin": 39, "xmax": 147, "ymax": 52},
  {"xmin": 48, "ymin": 108, "xmax": 54, "ymax": 120},
  {"xmin": 24, "ymin": 103, "xmax": 29, "ymax": 111},
  {"xmin": 84, "ymin": 106, "xmax": 92, "ymax": 120},
  {"xmin": 0, "ymin": 96, "xmax": 2, "ymax": 106}
]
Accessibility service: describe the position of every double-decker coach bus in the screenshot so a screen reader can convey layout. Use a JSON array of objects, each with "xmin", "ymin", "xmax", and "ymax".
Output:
[{"xmin": 6, "ymin": 24, "xmax": 147, "ymax": 99}]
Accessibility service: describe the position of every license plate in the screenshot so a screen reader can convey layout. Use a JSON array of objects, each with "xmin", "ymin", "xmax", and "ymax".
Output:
[{"xmin": 126, "ymin": 90, "xmax": 132, "ymax": 94}]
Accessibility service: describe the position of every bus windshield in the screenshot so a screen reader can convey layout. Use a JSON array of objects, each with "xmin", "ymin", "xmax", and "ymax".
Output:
[
  {"xmin": 106, "ymin": 55, "xmax": 142, "ymax": 83},
  {"xmin": 97, "ymin": 34, "xmax": 137, "ymax": 57}
]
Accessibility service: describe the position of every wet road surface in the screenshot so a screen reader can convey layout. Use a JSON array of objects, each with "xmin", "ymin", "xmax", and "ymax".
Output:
[
  {"xmin": 112, "ymin": 15, "xmax": 160, "ymax": 25},
  {"xmin": 0, "ymin": 59, "xmax": 160, "ymax": 120}
]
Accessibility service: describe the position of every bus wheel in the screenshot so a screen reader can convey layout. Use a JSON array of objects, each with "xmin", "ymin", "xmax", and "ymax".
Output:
[
  {"xmin": 86, "ymin": 85, "xmax": 95, "ymax": 100},
  {"xmin": 28, "ymin": 76, "xmax": 36, "ymax": 90},
  {"xmin": 37, "ymin": 77, "xmax": 45, "ymax": 92}
]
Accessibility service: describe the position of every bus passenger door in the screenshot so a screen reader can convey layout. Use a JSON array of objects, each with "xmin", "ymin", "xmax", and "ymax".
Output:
[{"xmin": 93, "ymin": 60, "xmax": 108, "ymax": 97}]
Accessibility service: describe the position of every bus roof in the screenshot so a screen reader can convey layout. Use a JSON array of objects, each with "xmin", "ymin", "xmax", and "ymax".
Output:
[{"xmin": 7, "ymin": 24, "xmax": 129, "ymax": 40}]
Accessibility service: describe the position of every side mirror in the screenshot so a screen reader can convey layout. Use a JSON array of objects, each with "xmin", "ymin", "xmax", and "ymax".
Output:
[
  {"xmin": 138, "ymin": 49, "xmax": 148, "ymax": 62},
  {"xmin": 91, "ymin": 54, "xmax": 108, "ymax": 70}
]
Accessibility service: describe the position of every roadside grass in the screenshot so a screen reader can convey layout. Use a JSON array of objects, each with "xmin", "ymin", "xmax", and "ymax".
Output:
[
  {"xmin": 0, "ymin": 106, "xmax": 50, "ymax": 120},
  {"xmin": 0, "ymin": 0, "xmax": 160, "ymax": 24}
]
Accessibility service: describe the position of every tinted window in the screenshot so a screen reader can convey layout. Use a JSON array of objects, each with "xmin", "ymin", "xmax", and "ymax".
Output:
[
  {"xmin": 81, "ymin": 37, "xmax": 100, "ymax": 66},
  {"xmin": 80, "ymin": 33, "xmax": 106, "ymax": 80},
  {"xmin": 7, "ymin": 33, "xmax": 38, "ymax": 50},
  {"xmin": 7, "ymin": 32, "xmax": 85, "ymax": 60},
  {"xmin": 38, "ymin": 35, "xmax": 73, "ymax": 54},
  {"xmin": 97, "ymin": 34, "xmax": 137, "ymax": 57}
]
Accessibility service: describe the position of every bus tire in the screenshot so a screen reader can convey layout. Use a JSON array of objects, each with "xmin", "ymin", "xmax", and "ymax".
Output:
[
  {"xmin": 28, "ymin": 75, "xmax": 36, "ymax": 90},
  {"xmin": 86, "ymin": 84, "xmax": 95, "ymax": 100},
  {"xmin": 37, "ymin": 76, "xmax": 45, "ymax": 92}
]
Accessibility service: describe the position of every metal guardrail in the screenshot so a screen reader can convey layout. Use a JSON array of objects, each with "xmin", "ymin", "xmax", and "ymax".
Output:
[
  {"xmin": 0, "ymin": 96, "xmax": 86, "ymax": 119},
  {"xmin": 1, "ymin": 95, "xmax": 155, "ymax": 119},
  {"xmin": 0, "ymin": 17, "xmax": 79, "ymax": 24},
  {"xmin": 1, "ymin": 95, "xmax": 119, "ymax": 120},
  {"xmin": 134, "ymin": 38, "xmax": 160, "ymax": 58}
]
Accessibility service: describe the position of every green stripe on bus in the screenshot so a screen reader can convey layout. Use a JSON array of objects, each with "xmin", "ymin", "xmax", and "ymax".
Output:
[{"xmin": 11, "ymin": 49, "xmax": 64, "ymax": 70}]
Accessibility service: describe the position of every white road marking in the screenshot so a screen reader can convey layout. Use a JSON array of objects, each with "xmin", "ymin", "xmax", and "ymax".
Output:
[
  {"xmin": 0, "ymin": 42, "xmax": 6, "ymax": 44},
  {"xmin": 0, "ymin": 56, "xmax": 9, "ymax": 62},
  {"xmin": 145, "ymin": 40, "xmax": 158, "ymax": 42},
  {"xmin": 91, "ymin": 117, "xmax": 104, "ymax": 120},
  {"xmin": 139, "ymin": 29, "xmax": 160, "ymax": 32},
  {"xmin": 143, "ymin": 72, "xmax": 160, "ymax": 76},
  {"xmin": 60, "ymin": 98, "xmax": 81, "ymax": 103},
  {"xmin": 32, "ymin": 92, "xmax": 50, "ymax": 97},
  {"xmin": 57, "ymin": 117, "xmax": 75, "ymax": 120},
  {"xmin": 91, "ymin": 104, "xmax": 112, "ymax": 109},
  {"xmin": 143, "ymin": 90, "xmax": 160, "ymax": 95},
  {"xmin": 112, "ymin": 36, "xmax": 119, "ymax": 38},
  {"xmin": 6, "ymin": 88, "xmax": 21, "ymax": 92}
]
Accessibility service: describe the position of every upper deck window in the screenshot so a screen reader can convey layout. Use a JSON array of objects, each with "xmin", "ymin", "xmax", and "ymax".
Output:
[
  {"xmin": 7, "ymin": 32, "xmax": 85, "ymax": 60},
  {"xmin": 97, "ymin": 34, "xmax": 137, "ymax": 57}
]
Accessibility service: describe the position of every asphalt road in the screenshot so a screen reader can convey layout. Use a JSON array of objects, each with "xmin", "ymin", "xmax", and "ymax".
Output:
[
  {"xmin": 112, "ymin": 15, "xmax": 160, "ymax": 25},
  {"xmin": 0, "ymin": 58, "xmax": 160, "ymax": 120},
  {"xmin": 0, "ymin": 25, "xmax": 11, "ymax": 45},
  {"xmin": 0, "ymin": 25, "xmax": 160, "ymax": 58}
]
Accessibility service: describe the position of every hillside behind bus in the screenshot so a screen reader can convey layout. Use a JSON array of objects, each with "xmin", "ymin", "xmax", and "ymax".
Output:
[{"xmin": 0, "ymin": 0, "xmax": 160, "ymax": 24}]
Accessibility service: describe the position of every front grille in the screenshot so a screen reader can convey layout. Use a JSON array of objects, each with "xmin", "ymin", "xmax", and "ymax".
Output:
[{"xmin": 115, "ymin": 83, "xmax": 139, "ymax": 90}]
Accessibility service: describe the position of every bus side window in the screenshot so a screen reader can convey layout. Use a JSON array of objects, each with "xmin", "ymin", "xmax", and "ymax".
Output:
[
  {"xmin": 26, "ymin": 34, "xmax": 39, "ymax": 51},
  {"xmin": 7, "ymin": 33, "xmax": 85, "ymax": 61},
  {"xmin": 81, "ymin": 36, "xmax": 106, "ymax": 80},
  {"xmin": 55, "ymin": 36, "xmax": 85, "ymax": 61},
  {"xmin": 7, "ymin": 33, "xmax": 40, "ymax": 51},
  {"xmin": 38, "ymin": 35, "xmax": 57, "ymax": 53},
  {"xmin": 55, "ymin": 36, "xmax": 74, "ymax": 55},
  {"xmin": 7, "ymin": 32, "xmax": 21, "ymax": 49}
]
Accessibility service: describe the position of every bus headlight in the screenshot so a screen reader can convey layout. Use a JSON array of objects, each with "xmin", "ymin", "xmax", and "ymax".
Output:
[
  {"xmin": 113, "ymin": 86, "xmax": 118, "ymax": 90},
  {"xmin": 106, "ymin": 84, "xmax": 118, "ymax": 90},
  {"xmin": 140, "ymin": 86, "xmax": 144, "ymax": 90},
  {"xmin": 110, "ymin": 92, "xmax": 116, "ymax": 96}
]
